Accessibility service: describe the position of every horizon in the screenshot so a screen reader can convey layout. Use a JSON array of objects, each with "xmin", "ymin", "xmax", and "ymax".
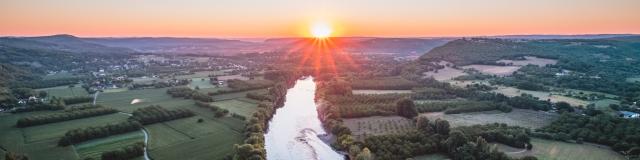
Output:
[
  {"xmin": 2, "ymin": 0, "xmax": 640, "ymax": 38},
  {"xmin": 2, "ymin": 33, "xmax": 638, "ymax": 39}
]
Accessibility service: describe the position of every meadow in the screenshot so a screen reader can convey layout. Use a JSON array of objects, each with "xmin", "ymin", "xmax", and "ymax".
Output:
[
  {"xmin": 493, "ymin": 86, "xmax": 590, "ymax": 107},
  {"xmin": 498, "ymin": 138, "xmax": 625, "ymax": 160},
  {"xmin": 37, "ymin": 85, "xmax": 89, "ymax": 98},
  {"xmin": 421, "ymin": 109, "xmax": 558, "ymax": 129},
  {"xmin": 210, "ymin": 99, "xmax": 258, "ymax": 117},
  {"xmin": 75, "ymin": 131, "xmax": 145, "ymax": 160}
]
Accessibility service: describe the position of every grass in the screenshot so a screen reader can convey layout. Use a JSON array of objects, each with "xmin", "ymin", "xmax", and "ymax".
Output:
[
  {"xmin": 421, "ymin": 109, "xmax": 558, "ymax": 129},
  {"xmin": 96, "ymin": 88, "xmax": 194, "ymax": 113},
  {"xmin": 493, "ymin": 86, "xmax": 590, "ymax": 107},
  {"xmin": 498, "ymin": 138, "xmax": 625, "ymax": 160},
  {"xmin": 37, "ymin": 85, "xmax": 89, "ymax": 98},
  {"xmin": 75, "ymin": 131, "xmax": 145, "ymax": 160},
  {"xmin": 188, "ymin": 78, "xmax": 216, "ymax": 89},
  {"xmin": 148, "ymin": 133, "xmax": 241, "ymax": 160},
  {"xmin": 146, "ymin": 122, "xmax": 192, "ymax": 150},
  {"xmin": 146, "ymin": 115, "xmax": 244, "ymax": 160},
  {"xmin": 343, "ymin": 116, "xmax": 416, "ymax": 140},
  {"xmin": 210, "ymin": 99, "xmax": 258, "ymax": 117},
  {"xmin": 22, "ymin": 113, "xmax": 129, "ymax": 143},
  {"xmin": 0, "ymin": 112, "xmax": 79, "ymax": 160}
]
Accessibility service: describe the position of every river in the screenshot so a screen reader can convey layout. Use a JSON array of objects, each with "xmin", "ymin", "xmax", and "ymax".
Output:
[{"xmin": 264, "ymin": 77, "xmax": 344, "ymax": 160}]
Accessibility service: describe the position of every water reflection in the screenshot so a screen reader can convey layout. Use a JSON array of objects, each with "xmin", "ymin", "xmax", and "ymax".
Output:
[{"xmin": 264, "ymin": 77, "xmax": 344, "ymax": 160}]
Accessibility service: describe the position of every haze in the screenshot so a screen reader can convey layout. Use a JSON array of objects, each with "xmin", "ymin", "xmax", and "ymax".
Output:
[{"xmin": 1, "ymin": 0, "xmax": 640, "ymax": 37}]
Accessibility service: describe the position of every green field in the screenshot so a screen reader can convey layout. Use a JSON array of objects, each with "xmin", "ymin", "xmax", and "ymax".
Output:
[
  {"xmin": 75, "ymin": 131, "xmax": 145, "ymax": 160},
  {"xmin": 22, "ymin": 113, "xmax": 129, "ymax": 143},
  {"xmin": 174, "ymin": 71, "xmax": 226, "ymax": 79},
  {"xmin": 0, "ymin": 112, "xmax": 126, "ymax": 160},
  {"xmin": 96, "ymin": 88, "xmax": 194, "ymax": 113},
  {"xmin": 146, "ymin": 115, "xmax": 245, "ymax": 160},
  {"xmin": 210, "ymin": 99, "xmax": 258, "ymax": 117},
  {"xmin": 500, "ymin": 138, "xmax": 624, "ymax": 160},
  {"xmin": 37, "ymin": 85, "xmax": 90, "ymax": 98},
  {"xmin": 188, "ymin": 78, "xmax": 216, "ymax": 89}
]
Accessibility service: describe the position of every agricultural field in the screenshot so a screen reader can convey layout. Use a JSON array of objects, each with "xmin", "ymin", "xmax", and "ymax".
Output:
[
  {"xmin": 422, "ymin": 62, "xmax": 467, "ymax": 81},
  {"xmin": 497, "ymin": 138, "xmax": 625, "ymax": 160},
  {"xmin": 493, "ymin": 86, "xmax": 590, "ymax": 107},
  {"xmin": 343, "ymin": 116, "xmax": 416, "ymax": 140},
  {"xmin": 421, "ymin": 109, "xmax": 558, "ymax": 129},
  {"xmin": 37, "ymin": 85, "xmax": 89, "ymax": 98},
  {"xmin": 22, "ymin": 113, "xmax": 129, "ymax": 143},
  {"xmin": 43, "ymin": 72, "xmax": 84, "ymax": 80},
  {"xmin": 352, "ymin": 90, "xmax": 413, "ymax": 95},
  {"xmin": 461, "ymin": 65, "xmax": 521, "ymax": 76},
  {"xmin": 75, "ymin": 131, "xmax": 145, "ymax": 160},
  {"xmin": 95, "ymin": 88, "xmax": 194, "ymax": 113},
  {"xmin": 210, "ymin": 99, "xmax": 259, "ymax": 117},
  {"xmin": 217, "ymin": 74, "xmax": 249, "ymax": 81},
  {"xmin": 174, "ymin": 71, "xmax": 226, "ymax": 79},
  {"xmin": 188, "ymin": 77, "xmax": 217, "ymax": 89},
  {"xmin": 496, "ymin": 56, "xmax": 557, "ymax": 67},
  {"xmin": 0, "ymin": 111, "xmax": 131, "ymax": 160},
  {"xmin": 146, "ymin": 115, "xmax": 244, "ymax": 160}
]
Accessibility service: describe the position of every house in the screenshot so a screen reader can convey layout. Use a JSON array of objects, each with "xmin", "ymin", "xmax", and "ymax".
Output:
[{"xmin": 620, "ymin": 111, "xmax": 640, "ymax": 119}]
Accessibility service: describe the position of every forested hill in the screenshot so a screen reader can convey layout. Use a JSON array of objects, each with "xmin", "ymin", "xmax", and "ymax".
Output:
[
  {"xmin": 419, "ymin": 38, "xmax": 640, "ymax": 77},
  {"xmin": 1, "ymin": 34, "xmax": 135, "ymax": 54}
]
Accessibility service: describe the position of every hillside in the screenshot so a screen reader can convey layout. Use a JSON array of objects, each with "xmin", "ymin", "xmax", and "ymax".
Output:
[
  {"xmin": 420, "ymin": 38, "xmax": 640, "ymax": 77},
  {"xmin": 84, "ymin": 37, "xmax": 259, "ymax": 55}
]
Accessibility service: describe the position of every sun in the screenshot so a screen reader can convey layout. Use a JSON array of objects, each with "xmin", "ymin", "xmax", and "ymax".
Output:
[{"xmin": 310, "ymin": 22, "xmax": 332, "ymax": 38}]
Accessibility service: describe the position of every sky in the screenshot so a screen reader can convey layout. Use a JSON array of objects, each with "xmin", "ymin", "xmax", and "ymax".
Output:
[{"xmin": 1, "ymin": 0, "xmax": 639, "ymax": 38}]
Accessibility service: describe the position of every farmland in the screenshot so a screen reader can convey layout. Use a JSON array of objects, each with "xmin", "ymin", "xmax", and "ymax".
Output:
[
  {"xmin": 343, "ymin": 116, "xmax": 416, "ymax": 140},
  {"xmin": 75, "ymin": 131, "xmax": 145, "ymax": 160},
  {"xmin": 497, "ymin": 138, "xmax": 625, "ymax": 160},
  {"xmin": 210, "ymin": 99, "xmax": 258, "ymax": 117},
  {"xmin": 37, "ymin": 85, "xmax": 89, "ymax": 98},
  {"xmin": 421, "ymin": 109, "xmax": 558, "ymax": 129}
]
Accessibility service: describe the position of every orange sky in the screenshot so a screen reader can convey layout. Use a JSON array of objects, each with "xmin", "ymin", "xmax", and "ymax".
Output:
[{"xmin": 1, "ymin": 0, "xmax": 639, "ymax": 38}]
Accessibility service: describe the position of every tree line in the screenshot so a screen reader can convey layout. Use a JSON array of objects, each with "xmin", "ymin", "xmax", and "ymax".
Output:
[
  {"xmin": 194, "ymin": 101, "xmax": 229, "ymax": 118},
  {"xmin": 58, "ymin": 120, "xmax": 142, "ymax": 146},
  {"xmin": 166, "ymin": 87, "xmax": 213, "ymax": 102},
  {"xmin": 16, "ymin": 107, "xmax": 117, "ymax": 127},
  {"xmin": 100, "ymin": 142, "xmax": 145, "ymax": 160},
  {"xmin": 129, "ymin": 105, "xmax": 195, "ymax": 125}
]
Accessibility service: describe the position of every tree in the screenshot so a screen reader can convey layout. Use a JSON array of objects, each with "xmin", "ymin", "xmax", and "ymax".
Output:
[
  {"xmin": 416, "ymin": 116, "xmax": 433, "ymax": 133},
  {"xmin": 445, "ymin": 131, "xmax": 468, "ymax": 152},
  {"xmin": 396, "ymin": 98, "xmax": 418, "ymax": 118},
  {"xmin": 555, "ymin": 102, "xmax": 574, "ymax": 113},
  {"xmin": 434, "ymin": 119, "xmax": 450, "ymax": 135},
  {"xmin": 355, "ymin": 148, "xmax": 373, "ymax": 160},
  {"xmin": 38, "ymin": 91, "xmax": 47, "ymax": 98}
]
